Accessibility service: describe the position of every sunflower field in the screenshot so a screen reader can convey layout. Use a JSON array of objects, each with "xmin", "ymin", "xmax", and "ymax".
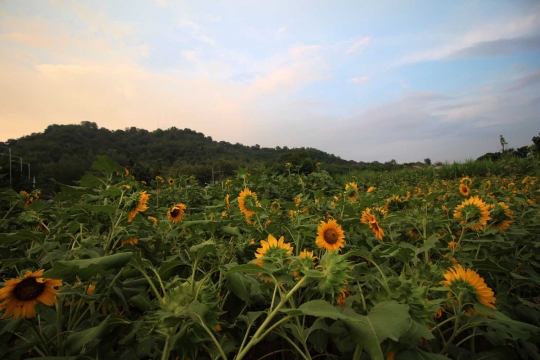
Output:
[{"xmin": 1, "ymin": 155, "xmax": 540, "ymax": 360}]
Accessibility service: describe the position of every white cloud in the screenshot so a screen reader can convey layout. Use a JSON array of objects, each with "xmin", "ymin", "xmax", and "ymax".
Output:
[
  {"xmin": 350, "ymin": 76, "xmax": 370, "ymax": 84},
  {"xmin": 178, "ymin": 17, "xmax": 215, "ymax": 45},
  {"xmin": 276, "ymin": 27, "xmax": 287, "ymax": 36},
  {"xmin": 182, "ymin": 49, "xmax": 202, "ymax": 61},
  {"xmin": 346, "ymin": 37, "xmax": 371, "ymax": 54}
]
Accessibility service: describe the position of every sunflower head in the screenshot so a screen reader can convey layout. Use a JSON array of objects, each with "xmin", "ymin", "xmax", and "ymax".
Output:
[
  {"xmin": 0, "ymin": 270, "xmax": 62, "ymax": 319},
  {"xmin": 488, "ymin": 202, "xmax": 514, "ymax": 231},
  {"xmin": 238, "ymin": 188, "xmax": 260, "ymax": 223},
  {"xmin": 315, "ymin": 219, "xmax": 345, "ymax": 252},
  {"xmin": 168, "ymin": 203, "xmax": 187, "ymax": 223},
  {"xmin": 128, "ymin": 191, "xmax": 150, "ymax": 223},
  {"xmin": 453, "ymin": 196, "xmax": 491, "ymax": 230},
  {"xmin": 440, "ymin": 265, "xmax": 496, "ymax": 310},
  {"xmin": 386, "ymin": 195, "xmax": 407, "ymax": 212},
  {"xmin": 459, "ymin": 184, "xmax": 470, "ymax": 196},
  {"xmin": 168, "ymin": 178, "xmax": 174, "ymax": 185},
  {"xmin": 345, "ymin": 182, "xmax": 359, "ymax": 201},
  {"xmin": 366, "ymin": 186, "xmax": 375, "ymax": 193},
  {"xmin": 252, "ymin": 234, "xmax": 293, "ymax": 269},
  {"xmin": 316, "ymin": 252, "xmax": 351, "ymax": 299}
]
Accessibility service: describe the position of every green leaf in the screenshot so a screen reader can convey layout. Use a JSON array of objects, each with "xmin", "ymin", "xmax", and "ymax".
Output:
[
  {"xmin": 64, "ymin": 316, "xmax": 110, "ymax": 355},
  {"xmin": 395, "ymin": 349, "xmax": 451, "ymax": 360},
  {"xmin": 221, "ymin": 226, "xmax": 242, "ymax": 237},
  {"xmin": 226, "ymin": 264, "xmax": 270, "ymax": 275},
  {"xmin": 189, "ymin": 239, "xmax": 216, "ymax": 258},
  {"xmin": 343, "ymin": 301, "xmax": 411, "ymax": 360},
  {"xmin": 91, "ymin": 155, "xmax": 124, "ymax": 174},
  {"xmin": 226, "ymin": 272, "xmax": 261, "ymax": 304},
  {"xmin": 43, "ymin": 252, "xmax": 133, "ymax": 279}
]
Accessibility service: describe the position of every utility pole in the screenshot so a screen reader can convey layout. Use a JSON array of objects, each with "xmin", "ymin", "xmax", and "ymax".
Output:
[{"xmin": 0, "ymin": 146, "xmax": 12, "ymax": 189}]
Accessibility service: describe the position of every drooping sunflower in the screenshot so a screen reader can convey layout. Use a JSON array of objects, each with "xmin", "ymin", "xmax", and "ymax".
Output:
[
  {"xmin": 440, "ymin": 265, "xmax": 496, "ymax": 310},
  {"xmin": 460, "ymin": 176, "xmax": 473, "ymax": 186},
  {"xmin": 0, "ymin": 270, "xmax": 62, "ymax": 319},
  {"xmin": 488, "ymin": 202, "xmax": 514, "ymax": 231},
  {"xmin": 453, "ymin": 196, "xmax": 491, "ymax": 230},
  {"xmin": 361, "ymin": 207, "xmax": 386, "ymax": 240},
  {"xmin": 385, "ymin": 195, "xmax": 406, "ymax": 212},
  {"xmin": 315, "ymin": 219, "xmax": 345, "ymax": 252},
  {"xmin": 238, "ymin": 188, "xmax": 259, "ymax": 222},
  {"xmin": 344, "ymin": 182, "xmax": 359, "ymax": 201},
  {"xmin": 459, "ymin": 184, "xmax": 470, "ymax": 196},
  {"xmin": 128, "ymin": 191, "xmax": 150, "ymax": 223},
  {"xmin": 168, "ymin": 203, "xmax": 187, "ymax": 223}
]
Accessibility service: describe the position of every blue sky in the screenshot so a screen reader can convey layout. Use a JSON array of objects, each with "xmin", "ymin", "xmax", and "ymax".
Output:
[{"xmin": 1, "ymin": 0, "xmax": 539, "ymax": 162}]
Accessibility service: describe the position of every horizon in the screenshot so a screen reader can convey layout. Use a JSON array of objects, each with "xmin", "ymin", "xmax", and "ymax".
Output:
[{"xmin": 1, "ymin": 1, "xmax": 539, "ymax": 163}]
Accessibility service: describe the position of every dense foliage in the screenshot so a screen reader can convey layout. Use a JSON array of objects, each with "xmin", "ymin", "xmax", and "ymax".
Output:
[
  {"xmin": 1, "ymin": 122, "xmax": 411, "ymax": 193},
  {"xmin": 1, "ymin": 156, "xmax": 539, "ymax": 359}
]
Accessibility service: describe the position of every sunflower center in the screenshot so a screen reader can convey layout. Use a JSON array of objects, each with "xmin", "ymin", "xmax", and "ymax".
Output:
[
  {"xmin": 323, "ymin": 228, "xmax": 339, "ymax": 244},
  {"xmin": 14, "ymin": 277, "xmax": 45, "ymax": 301},
  {"xmin": 170, "ymin": 208, "xmax": 180, "ymax": 217}
]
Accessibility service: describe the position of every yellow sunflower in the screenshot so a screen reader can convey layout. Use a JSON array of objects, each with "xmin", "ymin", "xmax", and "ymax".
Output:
[
  {"xmin": 453, "ymin": 196, "xmax": 491, "ymax": 230},
  {"xmin": 366, "ymin": 186, "xmax": 375, "ymax": 193},
  {"xmin": 168, "ymin": 178, "xmax": 174, "ymax": 185},
  {"xmin": 225, "ymin": 194, "xmax": 230, "ymax": 209},
  {"xmin": 168, "ymin": 203, "xmax": 187, "ymax": 223},
  {"xmin": 440, "ymin": 265, "xmax": 496, "ymax": 310},
  {"xmin": 459, "ymin": 184, "xmax": 470, "ymax": 196},
  {"xmin": 488, "ymin": 202, "xmax": 514, "ymax": 231},
  {"xmin": 254, "ymin": 234, "xmax": 293, "ymax": 265},
  {"xmin": 121, "ymin": 238, "xmax": 138, "ymax": 247},
  {"xmin": 238, "ymin": 188, "xmax": 259, "ymax": 221},
  {"xmin": 448, "ymin": 241, "xmax": 459, "ymax": 251},
  {"xmin": 128, "ymin": 191, "xmax": 150, "ymax": 223},
  {"xmin": 345, "ymin": 182, "xmax": 359, "ymax": 201},
  {"xmin": 0, "ymin": 270, "xmax": 62, "ymax": 319},
  {"xmin": 315, "ymin": 219, "xmax": 345, "ymax": 252},
  {"xmin": 361, "ymin": 208, "xmax": 386, "ymax": 240},
  {"xmin": 148, "ymin": 216, "xmax": 158, "ymax": 227}
]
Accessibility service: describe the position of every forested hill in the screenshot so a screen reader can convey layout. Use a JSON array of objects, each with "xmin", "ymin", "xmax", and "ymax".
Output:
[{"xmin": 1, "ymin": 121, "xmax": 395, "ymax": 192}]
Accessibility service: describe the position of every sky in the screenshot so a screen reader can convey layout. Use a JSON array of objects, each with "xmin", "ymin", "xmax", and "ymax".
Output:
[{"xmin": 1, "ymin": 0, "xmax": 539, "ymax": 163}]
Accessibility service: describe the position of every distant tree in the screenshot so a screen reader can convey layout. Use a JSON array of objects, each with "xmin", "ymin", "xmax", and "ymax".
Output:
[
  {"xmin": 500, "ymin": 135, "xmax": 508, "ymax": 153},
  {"xmin": 532, "ymin": 133, "xmax": 540, "ymax": 156},
  {"xmin": 424, "ymin": 158, "xmax": 432, "ymax": 165}
]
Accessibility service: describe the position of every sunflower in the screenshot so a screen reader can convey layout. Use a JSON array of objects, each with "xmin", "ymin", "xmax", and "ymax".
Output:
[
  {"xmin": 0, "ymin": 270, "xmax": 62, "ymax": 319},
  {"xmin": 460, "ymin": 176, "xmax": 473, "ymax": 186},
  {"xmin": 440, "ymin": 265, "xmax": 496, "ymax": 310},
  {"xmin": 225, "ymin": 194, "xmax": 230, "ymax": 209},
  {"xmin": 488, "ymin": 202, "xmax": 514, "ymax": 231},
  {"xmin": 299, "ymin": 249, "xmax": 316, "ymax": 260},
  {"xmin": 316, "ymin": 219, "xmax": 345, "ymax": 252},
  {"xmin": 448, "ymin": 241, "xmax": 459, "ymax": 251},
  {"xmin": 253, "ymin": 235, "xmax": 293, "ymax": 271},
  {"xmin": 168, "ymin": 178, "xmax": 174, "ymax": 185},
  {"xmin": 168, "ymin": 203, "xmax": 187, "ymax": 223},
  {"xmin": 453, "ymin": 196, "xmax": 491, "ymax": 230},
  {"xmin": 128, "ymin": 191, "xmax": 150, "ymax": 222},
  {"xmin": 155, "ymin": 175, "xmax": 164, "ymax": 183},
  {"xmin": 148, "ymin": 216, "xmax": 158, "ymax": 227},
  {"xmin": 345, "ymin": 182, "xmax": 359, "ymax": 201},
  {"xmin": 366, "ymin": 186, "xmax": 375, "ymax": 193},
  {"xmin": 238, "ymin": 188, "xmax": 259, "ymax": 222},
  {"xmin": 385, "ymin": 195, "xmax": 406, "ymax": 212},
  {"xmin": 459, "ymin": 184, "xmax": 470, "ymax": 196},
  {"xmin": 361, "ymin": 208, "xmax": 386, "ymax": 240},
  {"xmin": 121, "ymin": 238, "xmax": 138, "ymax": 247}
]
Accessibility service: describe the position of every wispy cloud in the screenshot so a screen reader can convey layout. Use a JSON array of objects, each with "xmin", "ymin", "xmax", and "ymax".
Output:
[
  {"xmin": 346, "ymin": 37, "xmax": 371, "ymax": 54},
  {"xmin": 178, "ymin": 17, "xmax": 215, "ymax": 45},
  {"xmin": 506, "ymin": 70, "xmax": 540, "ymax": 91},
  {"xmin": 350, "ymin": 76, "xmax": 370, "ymax": 84},
  {"xmin": 399, "ymin": 13, "xmax": 540, "ymax": 65}
]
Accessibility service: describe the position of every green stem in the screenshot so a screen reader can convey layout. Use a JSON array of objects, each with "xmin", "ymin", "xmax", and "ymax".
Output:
[
  {"xmin": 352, "ymin": 345, "xmax": 363, "ymax": 360},
  {"xmin": 195, "ymin": 314, "xmax": 228, "ymax": 360},
  {"xmin": 236, "ymin": 276, "xmax": 308, "ymax": 360}
]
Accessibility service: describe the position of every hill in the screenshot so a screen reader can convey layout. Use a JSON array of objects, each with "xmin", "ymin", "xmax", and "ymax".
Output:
[{"xmin": 0, "ymin": 122, "xmax": 403, "ymax": 193}]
